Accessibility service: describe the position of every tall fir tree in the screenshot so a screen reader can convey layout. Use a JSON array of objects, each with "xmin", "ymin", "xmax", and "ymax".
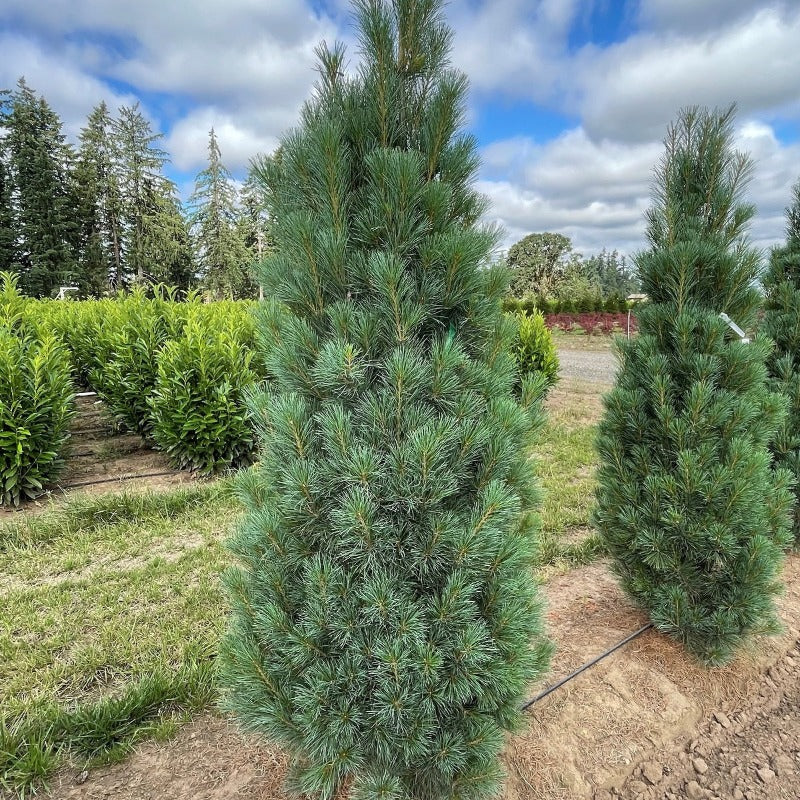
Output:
[
  {"xmin": 594, "ymin": 106, "xmax": 793, "ymax": 666},
  {"xmin": 138, "ymin": 178, "xmax": 194, "ymax": 288},
  {"xmin": 218, "ymin": 1, "xmax": 551, "ymax": 798},
  {"xmin": 74, "ymin": 101, "xmax": 123, "ymax": 295},
  {"xmin": 113, "ymin": 103, "xmax": 191, "ymax": 286},
  {"xmin": 0, "ymin": 89, "xmax": 16, "ymax": 273},
  {"xmin": 4, "ymin": 79, "xmax": 78, "ymax": 297},
  {"xmin": 762, "ymin": 179, "xmax": 800, "ymax": 542},
  {"xmin": 189, "ymin": 128, "xmax": 252, "ymax": 298},
  {"xmin": 238, "ymin": 166, "xmax": 275, "ymax": 297}
]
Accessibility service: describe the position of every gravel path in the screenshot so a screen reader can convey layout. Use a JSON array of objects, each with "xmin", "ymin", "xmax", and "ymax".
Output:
[{"xmin": 557, "ymin": 347, "xmax": 618, "ymax": 384}]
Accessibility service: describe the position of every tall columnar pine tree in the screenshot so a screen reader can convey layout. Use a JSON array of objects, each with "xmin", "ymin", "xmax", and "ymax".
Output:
[
  {"xmin": 219, "ymin": 1, "xmax": 552, "ymax": 798},
  {"xmin": 75, "ymin": 101, "xmax": 123, "ymax": 295},
  {"xmin": 189, "ymin": 128, "xmax": 252, "ymax": 298},
  {"xmin": 4, "ymin": 79, "xmax": 78, "ymax": 297},
  {"xmin": 762, "ymin": 179, "xmax": 800, "ymax": 542},
  {"xmin": 594, "ymin": 106, "xmax": 793, "ymax": 666}
]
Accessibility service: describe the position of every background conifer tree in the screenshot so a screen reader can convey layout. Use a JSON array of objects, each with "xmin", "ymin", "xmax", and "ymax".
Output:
[
  {"xmin": 138, "ymin": 180, "xmax": 194, "ymax": 288},
  {"xmin": 75, "ymin": 101, "xmax": 123, "ymax": 295},
  {"xmin": 0, "ymin": 149, "xmax": 16, "ymax": 274},
  {"xmin": 219, "ymin": 1, "xmax": 551, "ymax": 797},
  {"xmin": 594, "ymin": 106, "xmax": 793, "ymax": 666},
  {"xmin": 238, "ymin": 167, "xmax": 275, "ymax": 298},
  {"xmin": 189, "ymin": 128, "xmax": 251, "ymax": 298},
  {"xmin": 113, "ymin": 103, "xmax": 191, "ymax": 286},
  {"xmin": 762, "ymin": 179, "xmax": 800, "ymax": 542},
  {"xmin": 4, "ymin": 79, "xmax": 78, "ymax": 297}
]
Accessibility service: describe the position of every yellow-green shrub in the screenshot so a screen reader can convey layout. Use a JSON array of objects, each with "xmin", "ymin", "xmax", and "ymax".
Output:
[{"xmin": 509, "ymin": 309, "xmax": 559, "ymax": 395}]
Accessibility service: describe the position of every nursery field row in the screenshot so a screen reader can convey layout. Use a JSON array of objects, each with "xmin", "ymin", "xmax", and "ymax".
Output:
[
  {"xmin": 2, "ymin": 275, "xmax": 566, "ymax": 508},
  {"xmin": 1, "ymin": 278, "xmax": 262, "ymax": 506},
  {"xmin": 0, "ymin": 376, "xmax": 601, "ymax": 795}
]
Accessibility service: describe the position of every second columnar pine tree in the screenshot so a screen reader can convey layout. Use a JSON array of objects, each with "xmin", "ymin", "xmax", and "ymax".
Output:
[
  {"xmin": 219, "ymin": 1, "xmax": 551, "ymax": 798},
  {"xmin": 594, "ymin": 106, "xmax": 793, "ymax": 666},
  {"xmin": 762, "ymin": 179, "xmax": 800, "ymax": 542}
]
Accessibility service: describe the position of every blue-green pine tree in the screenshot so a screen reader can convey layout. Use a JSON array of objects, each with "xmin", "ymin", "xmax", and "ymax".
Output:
[
  {"xmin": 594, "ymin": 106, "xmax": 793, "ymax": 666},
  {"xmin": 762, "ymin": 180, "xmax": 800, "ymax": 542},
  {"xmin": 218, "ymin": 1, "xmax": 551, "ymax": 798}
]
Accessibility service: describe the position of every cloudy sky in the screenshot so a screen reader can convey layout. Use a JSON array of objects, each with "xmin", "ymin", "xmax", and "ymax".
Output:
[{"xmin": 2, "ymin": 0, "xmax": 799, "ymax": 258}]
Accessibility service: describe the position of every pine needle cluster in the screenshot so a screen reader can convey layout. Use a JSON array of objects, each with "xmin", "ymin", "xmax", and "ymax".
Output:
[{"xmin": 762, "ymin": 180, "xmax": 800, "ymax": 543}]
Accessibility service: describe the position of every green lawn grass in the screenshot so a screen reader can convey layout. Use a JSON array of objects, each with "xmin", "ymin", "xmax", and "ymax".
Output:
[
  {"xmin": 536, "ymin": 378, "xmax": 605, "ymax": 571},
  {"xmin": 0, "ymin": 392, "xmax": 602, "ymax": 796},
  {"xmin": 0, "ymin": 484, "xmax": 238, "ymax": 795}
]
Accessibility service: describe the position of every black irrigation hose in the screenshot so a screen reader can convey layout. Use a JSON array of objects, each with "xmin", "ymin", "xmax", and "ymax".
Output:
[
  {"xmin": 71, "ymin": 427, "xmax": 116, "ymax": 437},
  {"xmin": 521, "ymin": 622, "xmax": 654, "ymax": 712},
  {"xmin": 59, "ymin": 471, "xmax": 178, "ymax": 490}
]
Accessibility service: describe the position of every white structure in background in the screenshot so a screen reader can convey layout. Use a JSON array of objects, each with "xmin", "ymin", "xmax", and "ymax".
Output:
[{"xmin": 57, "ymin": 286, "xmax": 80, "ymax": 300}]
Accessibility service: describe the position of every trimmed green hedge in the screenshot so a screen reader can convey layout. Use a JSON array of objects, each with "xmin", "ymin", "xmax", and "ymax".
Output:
[
  {"xmin": 149, "ymin": 311, "xmax": 259, "ymax": 475},
  {"xmin": 504, "ymin": 292, "xmax": 630, "ymax": 315},
  {"xmin": 0, "ymin": 274, "xmax": 74, "ymax": 506}
]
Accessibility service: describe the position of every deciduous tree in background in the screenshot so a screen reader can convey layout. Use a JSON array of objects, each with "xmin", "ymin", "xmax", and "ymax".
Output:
[
  {"xmin": 219, "ymin": 0, "xmax": 551, "ymax": 797},
  {"xmin": 594, "ymin": 106, "xmax": 793, "ymax": 665},
  {"xmin": 762, "ymin": 179, "xmax": 800, "ymax": 542},
  {"xmin": 506, "ymin": 231, "xmax": 575, "ymax": 298}
]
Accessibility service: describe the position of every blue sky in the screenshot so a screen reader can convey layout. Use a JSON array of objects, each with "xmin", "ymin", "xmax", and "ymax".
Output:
[{"xmin": 1, "ymin": 0, "xmax": 799, "ymax": 256}]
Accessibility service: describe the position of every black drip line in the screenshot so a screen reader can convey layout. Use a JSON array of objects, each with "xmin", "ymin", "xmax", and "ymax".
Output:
[
  {"xmin": 59, "ymin": 471, "xmax": 178, "ymax": 489},
  {"xmin": 521, "ymin": 622, "xmax": 654, "ymax": 711}
]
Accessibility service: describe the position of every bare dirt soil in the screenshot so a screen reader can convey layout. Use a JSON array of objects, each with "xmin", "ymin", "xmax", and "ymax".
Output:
[
  {"xmin": 609, "ymin": 641, "xmax": 800, "ymax": 800},
  {"xmin": 60, "ymin": 395, "xmax": 188, "ymax": 492},
  {"xmin": 40, "ymin": 555, "xmax": 800, "ymax": 800}
]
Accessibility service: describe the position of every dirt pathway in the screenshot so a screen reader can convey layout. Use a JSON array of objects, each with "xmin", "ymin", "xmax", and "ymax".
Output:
[
  {"xmin": 610, "ymin": 639, "xmax": 800, "ymax": 800},
  {"xmin": 39, "ymin": 556, "xmax": 800, "ymax": 800}
]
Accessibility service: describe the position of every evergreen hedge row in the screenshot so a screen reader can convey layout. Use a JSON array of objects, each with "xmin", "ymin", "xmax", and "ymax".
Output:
[
  {"xmin": 1, "ymin": 286, "xmax": 265, "ymax": 496},
  {"xmin": 149, "ymin": 308, "xmax": 260, "ymax": 475}
]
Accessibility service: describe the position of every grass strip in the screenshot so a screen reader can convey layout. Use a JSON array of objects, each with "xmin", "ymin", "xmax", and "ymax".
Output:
[
  {"xmin": 0, "ymin": 481, "xmax": 231, "ymax": 552},
  {"xmin": 0, "ymin": 660, "xmax": 216, "ymax": 797}
]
